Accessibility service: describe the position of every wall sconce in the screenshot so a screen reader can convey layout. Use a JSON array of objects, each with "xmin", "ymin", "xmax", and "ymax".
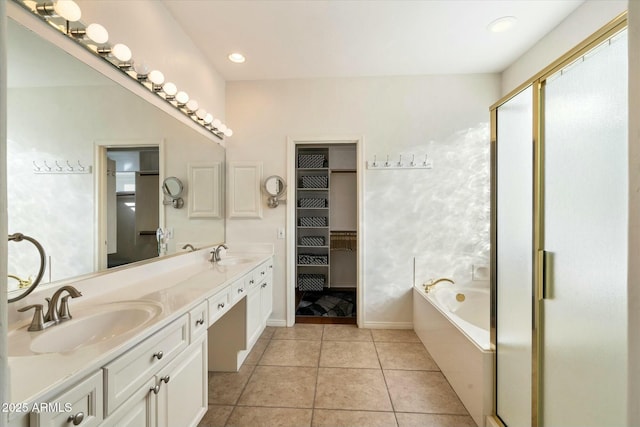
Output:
[
  {"xmin": 263, "ymin": 175, "xmax": 287, "ymax": 208},
  {"xmin": 162, "ymin": 176, "xmax": 185, "ymax": 209},
  {"xmin": 14, "ymin": 0, "xmax": 233, "ymax": 142}
]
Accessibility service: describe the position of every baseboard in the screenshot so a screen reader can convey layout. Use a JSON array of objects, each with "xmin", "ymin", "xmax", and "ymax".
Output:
[
  {"xmin": 362, "ymin": 321, "xmax": 414, "ymax": 329},
  {"xmin": 266, "ymin": 319, "xmax": 287, "ymax": 327}
]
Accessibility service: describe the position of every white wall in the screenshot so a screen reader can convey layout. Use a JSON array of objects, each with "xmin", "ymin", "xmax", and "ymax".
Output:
[
  {"xmin": 226, "ymin": 75, "xmax": 499, "ymax": 326},
  {"xmin": 628, "ymin": 2, "xmax": 640, "ymax": 425},
  {"xmin": 501, "ymin": 0, "xmax": 627, "ymax": 96},
  {"xmin": 75, "ymin": 0, "xmax": 226, "ymax": 123}
]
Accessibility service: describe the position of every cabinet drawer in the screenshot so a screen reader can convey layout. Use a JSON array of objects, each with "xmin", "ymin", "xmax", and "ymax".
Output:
[
  {"xmin": 230, "ymin": 278, "xmax": 246, "ymax": 303},
  {"xmin": 31, "ymin": 370, "xmax": 103, "ymax": 427},
  {"xmin": 245, "ymin": 271, "xmax": 258, "ymax": 290},
  {"xmin": 103, "ymin": 315, "xmax": 189, "ymax": 415},
  {"xmin": 255, "ymin": 261, "xmax": 269, "ymax": 285},
  {"xmin": 208, "ymin": 289, "xmax": 230, "ymax": 325},
  {"xmin": 189, "ymin": 301, "xmax": 208, "ymax": 342}
]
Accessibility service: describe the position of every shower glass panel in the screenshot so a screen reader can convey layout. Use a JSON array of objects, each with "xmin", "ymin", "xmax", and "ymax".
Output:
[
  {"xmin": 495, "ymin": 86, "xmax": 533, "ymax": 426},
  {"xmin": 542, "ymin": 29, "xmax": 627, "ymax": 427}
]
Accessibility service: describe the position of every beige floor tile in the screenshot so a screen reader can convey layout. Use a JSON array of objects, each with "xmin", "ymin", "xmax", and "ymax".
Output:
[
  {"xmin": 244, "ymin": 338, "xmax": 270, "ymax": 365},
  {"xmin": 395, "ymin": 412, "xmax": 477, "ymax": 427},
  {"xmin": 238, "ymin": 366, "xmax": 317, "ymax": 408},
  {"xmin": 371, "ymin": 329, "xmax": 421, "ymax": 343},
  {"xmin": 315, "ymin": 368, "xmax": 393, "ymax": 411},
  {"xmin": 198, "ymin": 405, "xmax": 234, "ymax": 427},
  {"xmin": 384, "ymin": 370, "xmax": 468, "ymax": 414},
  {"xmin": 208, "ymin": 364, "xmax": 255, "ymax": 405},
  {"xmin": 260, "ymin": 326, "xmax": 277, "ymax": 340},
  {"xmin": 273, "ymin": 324, "xmax": 324, "ymax": 340},
  {"xmin": 226, "ymin": 406, "xmax": 313, "ymax": 427},
  {"xmin": 323, "ymin": 325, "xmax": 373, "ymax": 342},
  {"xmin": 375, "ymin": 342, "xmax": 439, "ymax": 371},
  {"xmin": 312, "ymin": 409, "xmax": 398, "ymax": 427},
  {"xmin": 319, "ymin": 341, "xmax": 380, "ymax": 369},
  {"xmin": 260, "ymin": 339, "xmax": 321, "ymax": 367}
]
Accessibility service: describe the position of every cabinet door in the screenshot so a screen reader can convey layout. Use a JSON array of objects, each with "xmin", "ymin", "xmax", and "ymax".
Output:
[
  {"xmin": 260, "ymin": 276, "xmax": 273, "ymax": 325},
  {"xmin": 102, "ymin": 378, "xmax": 155, "ymax": 427},
  {"xmin": 156, "ymin": 337, "xmax": 208, "ymax": 427},
  {"xmin": 246, "ymin": 286, "xmax": 262, "ymax": 347}
]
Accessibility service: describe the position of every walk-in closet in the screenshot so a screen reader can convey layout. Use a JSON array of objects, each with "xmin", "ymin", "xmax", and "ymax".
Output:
[{"xmin": 295, "ymin": 144, "xmax": 357, "ymax": 324}]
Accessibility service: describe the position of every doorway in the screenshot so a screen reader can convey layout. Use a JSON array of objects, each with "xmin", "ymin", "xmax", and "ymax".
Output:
[{"xmin": 286, "ymin": 137, "xmax": 364, "ymax": 327}]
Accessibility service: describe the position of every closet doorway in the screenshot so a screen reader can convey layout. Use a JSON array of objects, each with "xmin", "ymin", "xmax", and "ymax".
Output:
[{"xmin": 286, "ymin": 137, "xmax": 363, "ymax": 327}]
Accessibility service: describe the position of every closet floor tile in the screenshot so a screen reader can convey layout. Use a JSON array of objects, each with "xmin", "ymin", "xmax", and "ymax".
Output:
[
  {"xmin": 225, "ymin": 406, "xmax": 313, "ymax": 427},
  {"xmin": 315, "ymin": 367, "xmax": 393, "ymax": 411},
  {"xmin": 272, "ymin": 324, "xmax": 324, "ymax": 340},
  {"xmin": 384, "ymin": 370, "xmax": 468, "ymax": 414},
  {"xmin": 395, "ymin": 413, "xmax": 477, "ymax": 427},
  {"xmin": 197, "ymin": 405, "xmax": 233, "ymax": 427},
  {"xmin": 311, "ymin": 409, "xmax": 398, "ymax": 427},
  {"xmin": 319, "ymin": 340, "xmax": 380, "ymax": 369},
  {"xmin": 237, "ymin": 366, "xmax": 317, "ymax": 408},
  {"xmin": 208, "ymin": 364, "xmax": 255, "ymax": 405},
  {"xmin": 260, "ymin": 339, "xmax": 321, "ymax": 367},
  {"xmin": 375, "ymin": 342, "xmax": 439, "ymax": 371},
  {"xmin": 322, "ymin": 325, "xmax": 373, "ymax": 341}
]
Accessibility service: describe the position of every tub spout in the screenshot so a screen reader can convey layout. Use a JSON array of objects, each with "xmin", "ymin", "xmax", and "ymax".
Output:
[{"xmin": 424, "ymin": 277, "xmax": 455, "ymax": 293}]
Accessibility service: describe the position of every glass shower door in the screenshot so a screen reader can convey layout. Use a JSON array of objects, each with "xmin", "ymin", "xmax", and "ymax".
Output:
[{"xmin": 541, "ymin": 29, "xmax": 628, "ymax": 427}]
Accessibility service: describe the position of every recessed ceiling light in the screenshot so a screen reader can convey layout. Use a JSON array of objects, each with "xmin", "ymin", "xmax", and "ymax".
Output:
[
  {"xmin": 228, "ymin": 53, "xmax": 246, "ymax": 63},
  {"xmin": 487, "ymin": 16, "xmax": 517, "ymax": 33}
]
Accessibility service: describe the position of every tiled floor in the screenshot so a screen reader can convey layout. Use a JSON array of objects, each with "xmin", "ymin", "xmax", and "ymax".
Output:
[{"xmin": 198, "ymin": 324, "xmax": 476, "ymax": 427}]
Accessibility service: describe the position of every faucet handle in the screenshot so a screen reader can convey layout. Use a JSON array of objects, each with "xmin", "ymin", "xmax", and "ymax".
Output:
[
  {"xmin": 44, "ymin": 297, "xmax": 59, "ymax": 323},
  {"xmin": 18, "ymin": 304, "xmax": 45, "ymax": 331}
]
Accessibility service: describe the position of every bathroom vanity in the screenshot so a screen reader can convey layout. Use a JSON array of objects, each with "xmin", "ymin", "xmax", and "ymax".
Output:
[{"xmin": 6, "ymin": 248, "xmax": 273, "ymax": 427}]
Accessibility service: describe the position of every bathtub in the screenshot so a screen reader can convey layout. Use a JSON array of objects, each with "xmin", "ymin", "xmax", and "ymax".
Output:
[{"xmin": 413, "ymin": 284, "xmax": 493, "ymax": 427}]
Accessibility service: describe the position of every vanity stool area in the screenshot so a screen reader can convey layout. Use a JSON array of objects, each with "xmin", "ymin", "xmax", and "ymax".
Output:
[{"xmin": 6, "ymin": 247, "xmax": 274, "ymax": 427}]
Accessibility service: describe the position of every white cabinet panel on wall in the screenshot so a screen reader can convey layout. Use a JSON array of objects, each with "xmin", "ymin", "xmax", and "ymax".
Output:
[
  {"xmin": 188, "ymin": 162, "xmax": 222, "ymax": 218},
  {"xmin": 228, "ymin": 162, "xmax": 263, "ymax": 219}
]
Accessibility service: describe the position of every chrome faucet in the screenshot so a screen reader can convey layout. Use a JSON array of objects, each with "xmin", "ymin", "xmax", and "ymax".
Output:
[
  {"xmin": 182, "ymin": 244, "xmax": 196, "ymax": 252},
  {"xmin": 424, "ymin": 277, "xmax": 455, "ymax": 293},
  {"xmin": 210, "ymin": 244, "xmax": 228, "ymax": 263},
  {"xmin": 17, "ymin": 285, "xmax": 82, "ymax": 331}
]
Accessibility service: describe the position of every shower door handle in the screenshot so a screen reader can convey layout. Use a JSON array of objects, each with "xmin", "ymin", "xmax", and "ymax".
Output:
[{"xmin": 537, "ymin": 249, "xmax": 550, "ymax": 300}]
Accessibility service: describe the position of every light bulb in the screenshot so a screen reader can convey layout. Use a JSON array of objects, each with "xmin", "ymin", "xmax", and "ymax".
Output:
[
  {"xmin": 218, "ymin": 124, "xmax": 228, "ymax": 133},
  {"xmin": 487, "ymin": 16, "xmax": 517, "ymax": 33},
  {"xmin": 175, "ymin": 91, "xmax": 189, "ymax": 105},
  {"xmin": 224, "ymin": 128, "xmax": 233, "ymax": 137},
  {"xmin": 163, "ymin": 82, "xmax": 177, "ymax": 97},
  {"xmin": 133, "ymin": 61, "xmax": 150, "ymax": 79},
  {"xmin": 186, "ymin": 99, "xmax": 199, "ymax": 112},
  {"xmin": 196, "ymin": 109, "xmax": 207, "ymax": 120},
  {"xmin": 112, "ymin": 43, "xmax": 132, "ymax": 62},
  {"xmin": 204, "ymin": 113, "xmax": 213, "ymax": 124},
  {"xmin": 212, "ymin": 119, "xmax": 222, "ymax": 129},
  {"xmin": 148, "ymin": 70, "xmax": 165, "ymax": 85},
  {"xmin": 85, "ymin": 23, "xmax": 108, "ymax": 44},
  {"xmin": 228, "ymin": 53, "xmax": 246, "ymax": 63},
  {"xmin": 54, "ymin": 0, "xmax": 81, "ymax": 21}
]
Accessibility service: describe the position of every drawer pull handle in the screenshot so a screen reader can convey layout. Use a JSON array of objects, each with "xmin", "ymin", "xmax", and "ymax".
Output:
[
  {"xmin": 196, "ymin": 318, "xmax": 205, "ymax": 326},
  {"xmin": 153, "ymin": 351, "xmax": 164, "ymax": 360},
  {"xmin": 261, "ymin": 283, "xmax": 267, "ymax": 288},
  {"xmin": 161, "ymin": 375, "xmax": 171, "ymax": 384},
  {"xmin": 269, "ymin": 265, "xmax": 273, "ymax": 269},
  {"xmin": 238, "ymin": 288, "xmax": 244, "ymax": 293},
  {"xmin": 261, "ymin": 271, "xmax": 265, "ymax": 276},
  {"xmin": 67, "ymin": 412, "xmax": 84, "ymax": 425},
  {"xmin": 218, "ymin": 302, "xmax": 225, "ymax": 309},
  {"xmin": 150, "ymin": 385, "xmax": 161, "ymax": 395},
  {"xmin": 250, "ymin": 279, "xmax": 255, "ymax": 284}
]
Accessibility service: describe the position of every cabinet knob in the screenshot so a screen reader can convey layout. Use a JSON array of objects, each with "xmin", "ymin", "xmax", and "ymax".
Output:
[
  {"xmin": 196, "ymin": 318, "xmax": 205, "ymax": 326},
  {"xmin": 250, "ymin": 279, "xmax": 255, "ymax": 284},
  {"xmin": 150, "ymin": 385, "xmax": 160, "ymax": 395},
  {"xmin": 261, "ymin": 283, "xmax": 267, "ymax": 288},
  {"xmin": 153, "ymin": 351, "xmax": 164, "ymax": 360},
  {"xmin": 161, "ymin": 375, "xmax": 171, "ymax": 384},
  {"xmin": 217, "ymin": 302, "xmax": 225, "ymax": 309},
  {"xmin": 261, "ymin": 271, "xmax": 265, "ymax": 276},
  {"xmin": 238, "ymin": 288, "xmax": 244, "ymax": 294},
  {"xmin": 67, "ymin": 412, "xmax": 84, "ymax": 425}
]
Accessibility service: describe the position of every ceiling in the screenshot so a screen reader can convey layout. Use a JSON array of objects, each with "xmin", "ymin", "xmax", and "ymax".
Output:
[{"xmin": 163, "ymin": 0, "xmax": 584, "ymax": 81}]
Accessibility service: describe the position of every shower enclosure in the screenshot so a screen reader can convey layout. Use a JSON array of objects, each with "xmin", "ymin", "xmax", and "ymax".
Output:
[{"xmin": 491, "ymin": 15, "xmax": 628, "ymax": 427}]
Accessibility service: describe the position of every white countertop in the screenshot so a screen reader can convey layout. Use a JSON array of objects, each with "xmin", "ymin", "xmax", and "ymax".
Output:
[{"xmin": 7, "ymin": 249, "xmax": 272, "ymax": 409}]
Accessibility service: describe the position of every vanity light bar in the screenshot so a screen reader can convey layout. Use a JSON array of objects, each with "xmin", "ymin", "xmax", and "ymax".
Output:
[{"xmin": 16, "ymin": 0, "xmax": 233, "ymax": 142}]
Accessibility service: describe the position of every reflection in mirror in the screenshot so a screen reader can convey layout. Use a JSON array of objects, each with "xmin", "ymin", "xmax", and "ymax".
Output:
[
  {"xmin": 162, "ymin": 176, "xmax": 185, "ymax": 209},
  {"xmin": 264, "ymin": 175, "xmax": 287, "ymax": 208},
  {"xmin": 7, "ymin": 233, "xmax": 46, "ymax": 302},
  {"xmin": 6, "ymin": 16, "xmax": 225, "ymax": 293}
]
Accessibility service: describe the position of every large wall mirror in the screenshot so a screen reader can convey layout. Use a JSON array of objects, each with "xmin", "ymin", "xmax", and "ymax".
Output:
[{"xmin": 6, "ymin": 14, "xmax": 225, "ymax": 297}]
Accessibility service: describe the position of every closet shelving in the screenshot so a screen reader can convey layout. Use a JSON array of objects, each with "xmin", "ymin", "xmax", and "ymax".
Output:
[{"xmin": 296, "ymin": 147, "xmax": 330, "ymax": 291}]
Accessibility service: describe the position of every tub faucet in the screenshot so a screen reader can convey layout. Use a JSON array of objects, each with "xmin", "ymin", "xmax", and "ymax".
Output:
[
  {"xmin": 210, "ymin": 244, "xmax": 229, "ymax": 263},
  {"xmin": 424, "ymin": 277, "xmax": 455, "ymax": 293}
]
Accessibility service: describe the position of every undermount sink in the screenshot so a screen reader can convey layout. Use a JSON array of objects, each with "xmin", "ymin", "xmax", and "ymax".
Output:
[
  {"xmin": 8, "ymin": 300, "xmax": 162, "ymax": 356},
  {"xmin": 217, "ymin": 257, "xmax": 254, "ymax": 266}
]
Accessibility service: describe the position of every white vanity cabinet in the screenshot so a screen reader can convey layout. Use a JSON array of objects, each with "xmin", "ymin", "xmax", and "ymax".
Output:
[{"xmin": 246, "ymin": 261, "xmax": 273, "ymax": 348}]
